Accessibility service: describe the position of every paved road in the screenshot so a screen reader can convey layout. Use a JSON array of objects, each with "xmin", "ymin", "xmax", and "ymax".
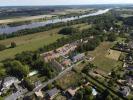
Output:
[{"xmin": 25, "ymin": 60, "xmax": 82, "ymax": 97}]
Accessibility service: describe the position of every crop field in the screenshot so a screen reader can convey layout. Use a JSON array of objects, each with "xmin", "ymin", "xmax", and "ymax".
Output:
[{"xmin": 88, "ymin": 42, "xmax": 123, "ymax": 73}]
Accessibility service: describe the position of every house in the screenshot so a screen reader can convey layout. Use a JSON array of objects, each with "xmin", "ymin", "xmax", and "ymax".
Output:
[
  {"xmin": 92, "ymin": 88, "xmax": 98, "ymax": 96},
  {"xmin": 126, "ymin": 77, "xmax": 133, "ymax": 88},
  {"xmin": 5, "ymin": 88, "xmax": 28, "ymax": 100},
  {"xmin": 128, "ymin": 41, "xmax": 133, "ymax": 49},
  {"xmin": 51, "ymin": 60, "xmax": 65, "ymax": 72},
  {"xmin": 0, "ymin": 77, "xmax": 18, "ymax": 92},
  {"xmin": 123, "ymin": 63, "xmax": 127, "ymax": 68},
  {"xmin": 85, "ymin": 55, "xmax": 94, "ymax": 61},
  {"xmin": 126, "ymin": 66, "xmax": 133, "ymax": 71},
  {"xmin": 67, "ymin": 87, "xmax": 80, "ymax": 97},
  {"xmin": 35, "ymin": 90, "xmax": 44, "ymax": 98},
  {"xmin": 41, "ymin": 43, "xmax": 77, "ymax": 62},
  {"xmin": 46, "ymin": 88, "xmax": 59, "ymax": 100},
  {"xmin": 62, "ymin": 59, "xmax": 71, "ymax": 66},
  {"xmin": 72, "ymin": 53, "xmax": 85, "ymax": 62},
  {"xmin": 109, "ymin": 27, "xmax": 113, "ymax": 31},
  {"xmin": 119, "ymin": 86, "xmax": 130, "ymax": 97}
]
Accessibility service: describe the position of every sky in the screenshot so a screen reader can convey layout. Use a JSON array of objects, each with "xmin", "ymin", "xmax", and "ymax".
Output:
[{"xmin": 0, "ymin": 0, "xmax": 133, "ymax": 6}]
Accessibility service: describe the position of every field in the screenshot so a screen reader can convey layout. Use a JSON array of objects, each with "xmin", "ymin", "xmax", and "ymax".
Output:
[
  {"xmin": 51, "ymin": 8, "xmax": 93, "ymax": 15},
  {"xmin": 0, "ymin": 14, "xmax": 56, "ymax": 24},
  {"xmin": 56, "ymin": 71, "xmax": 81, "ymax": 90},
  {"xmin": 88, "ymin": 42, "xmax": 123, "ymax": 73},
  {"xmin": 0, "ymin": 28, "xmax": 64, "ymax": 61},
  {"xmin": 106, "ymin": 49, "xmax": 121, "ymax": 60},
  {"xmin": 0, "ymin": 23, "xmax": 90, "ymax": 61},
  {"xmin": 121, "ymin": 14, "xmax": 133, "ymax": 18},
  {"xmin": 0, "ymin": 8, "xmax": 94, "ymax": 24}
]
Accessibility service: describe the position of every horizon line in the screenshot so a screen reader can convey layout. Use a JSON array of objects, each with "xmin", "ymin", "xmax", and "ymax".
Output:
[{"xmin": 0, "ymin": 3, "xmax": 133, "ymax": 7}]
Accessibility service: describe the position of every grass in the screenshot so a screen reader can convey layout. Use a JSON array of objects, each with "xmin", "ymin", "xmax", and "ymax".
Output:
[
  {"xmin": 121, "ymin": 14, "xmax": 133, "ymax": 18},
  {"xmin": 115, "ymin": 21, "xmax": 123, "ymax": 26},
  {"xmin": 0, "ymin": 28, "xmax": 64, "ymax": 61},
  {"xmin": 72, "ymin": 23, "xmax": 92, "ymax": 30},
  {"xmin": 29, "ymin": 74, "xmax": 46, "ymax": 83},
  {"xmin": 56, "ymin": 71, "xmax": 81, "ymax": 90},
  {"xmin": 73, "ymin": 61, "xmax": 88, "ymax": 73},
  {"xmin": 53, "ymin": 93, "xmax": 67, "ymax": 100},
  {"xmin": 0, "ymin": 23, "xmax": 90, "ymax": 61},
  {"xmin": 0, "ymin": 14, "xmax": 55, "ymax": 24},
  {"xmin": 88, "ymin": 42, "xmax": 123, "ymax": 73},
  {"xmin": 116, "ymin": 37, "xmax": 126, "ymax": 43},
  {"xmin": 105, "ymin": 49, "xmax": 121, "ymax": 60},
  {"xmin": 127, "ymin": 93, "xmax": 133, "ymax": 100}
]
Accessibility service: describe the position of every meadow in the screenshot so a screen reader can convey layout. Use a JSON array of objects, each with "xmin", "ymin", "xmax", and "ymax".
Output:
[
  {"xmin": 0, "ymin": 28, "xmax": 64, "ymax": 61},
  {"xmin": 0, "ymin": 23, "xmax": 91, "ymax": 61},
  {"xmin": 88, "ymin": 42, "xmax": 123, "ymax": 73}
]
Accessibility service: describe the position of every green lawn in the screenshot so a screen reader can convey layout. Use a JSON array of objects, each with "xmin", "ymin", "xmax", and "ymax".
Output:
[
  {"xmin": 88, "ymin": 42, "xmax": 123, "ymax": 73},
  {"xmin": 0, "ymin": 28, "xmax": 64, "ymax": 61}
]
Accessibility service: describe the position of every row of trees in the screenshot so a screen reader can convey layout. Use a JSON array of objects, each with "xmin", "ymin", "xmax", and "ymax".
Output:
[
  {"xmin": 2, "ymin": 51, "xmax": 58, "ymax": 79},
  {"xmin": 4, "ymin": 60, "xmax": 29, "ymax": 79},
  {"xmin": 76, "ymin": 37, "xmax": 101, "ymax": 53},
  {"xmin": 73, "ymin": 86, "xmax": 94, "ymax": 100}
]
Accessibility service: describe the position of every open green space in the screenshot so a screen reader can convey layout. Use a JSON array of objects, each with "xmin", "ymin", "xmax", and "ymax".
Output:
[
  {"xmin": 29, "ymin": 74, "xmax": 46, "ymax": 83},
  {"xmin": 56, "ymin": 71, "xmax": 81, "ymax": 90},
  {"xmin": 88, "ymin": 42, "xmax": 123, "ymax": 73},
  {"xmin": 72, "ymin": 23, "xmax": 92, "ymax": 30},
  {"xmin": 0, "ymin": 23, "xmax": 90, "ymax": 61},
  {"xmin": 0, "ymin": 28, "xmax": 64, "ymax": 61},
  {"xmin": 53, "ymin": 93, "xmax": 67, "ymax": 100}
]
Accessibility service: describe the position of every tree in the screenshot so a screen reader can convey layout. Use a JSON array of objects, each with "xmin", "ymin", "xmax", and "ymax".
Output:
[
  {"xmin": 106, "ymin": 95, "xmax": 113, "ymax": 100},
  {"xmin": 46, "ymin": 83, "xmax": 53, "ymax": 90},
  {"xmin": 23, "ymin": 77, "xmax": 34, "ymax": 91},
  {"xmin": 82, "ymin": 63, "xmax": 95, "ymax": 74},
  {"xmin": 0, "ymin": 68, "xmax": 6, "ymax": 77},
  {"xmin": 11, "ymin": 42, "xmax": 16, "ymax": 48},
  {"xmin": 84, "ymin": 95, "xmax": 93, "ymax": 100},
  {"xmin": 110, "ymin": 70, "xmax": 117, "ymax": 79},
  {"xmin": 108, "ymin": 33, "xmax": 117, "ymax": 42},
  {"xmin": 58, "ymin": 27, "xmax": 78, "ymax": 35},
  {"xmin": 85, "ymin": 86, "xmax": 92, "ymax": 95},
  {"xmin": 74, "ymin": 91, "xmax": 83, "ymax": 100},
  {"xmin": 8, "ymin": 60, "xmax": 29, "ymax": 78}
]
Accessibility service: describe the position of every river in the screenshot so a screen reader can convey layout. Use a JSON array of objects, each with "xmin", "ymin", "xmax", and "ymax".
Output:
[{"xmin": 0, "ymin": 9, "xmax": 110, "ymax": 34}]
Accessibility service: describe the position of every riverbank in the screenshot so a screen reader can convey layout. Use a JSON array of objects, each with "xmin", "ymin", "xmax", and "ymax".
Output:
[
  {"xmin": 0, "ymin": 14, "xmax": 56, "ymax": 24},
  {"xmin": 0, "ymin": 9, "xmax": 110, "ymax": 34}
]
